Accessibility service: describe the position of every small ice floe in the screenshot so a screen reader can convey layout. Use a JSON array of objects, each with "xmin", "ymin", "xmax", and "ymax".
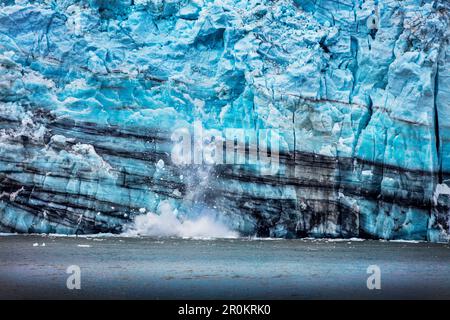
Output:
[
  {"xmin": 348, "ymin": 237, "xmax": 365, "ymax": 242},
  {"xmin": 246, "ymin": 236, "xmax": 283, "ymax": 241},
  {"xmin": 324, "ymin": 237, "xmax": 365, "ymax": 242},
  {"xmin": 389, "ymin": 239, "xmax": 421, "ymax": 244},
  {"xmin": 77, "ymin": 244, "xmax": 91, "ymax": 248},
  {"xmin": 139, "ymin": 208, "xmax": 146, "ymax": 213}
]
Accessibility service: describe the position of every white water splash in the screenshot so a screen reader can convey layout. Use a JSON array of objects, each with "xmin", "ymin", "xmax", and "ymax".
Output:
[{"xmin": 123, "ymin": 201, "xmax": 238, "ymax": 239}]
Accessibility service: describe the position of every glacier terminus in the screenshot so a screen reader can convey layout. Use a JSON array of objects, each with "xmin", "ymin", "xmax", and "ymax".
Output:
[{"xmin": 0, "ymin": 0, "xmax": 449, "ymax": 242}]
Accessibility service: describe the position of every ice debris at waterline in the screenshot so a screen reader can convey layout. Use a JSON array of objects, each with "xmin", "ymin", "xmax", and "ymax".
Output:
[
  {"xmin": 0, "ymin": 0, "xmax": 449, "ymax": 242},
  {"xmin": 123, "ymin": 201, "xmax": 239, "ymax": 238}
]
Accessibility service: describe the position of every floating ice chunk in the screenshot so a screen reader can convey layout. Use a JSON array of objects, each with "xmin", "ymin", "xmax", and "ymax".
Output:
[
  {"xmin": 33, "ymin": 243, "xmax": 45, "ymax": 247},
  {"xmin": 389, "ymin": 240, "xmax": 421, "ymax": 244},
  {"xmin": 325, "ymin": 237, "xmax": 365, "ymax": 242}
]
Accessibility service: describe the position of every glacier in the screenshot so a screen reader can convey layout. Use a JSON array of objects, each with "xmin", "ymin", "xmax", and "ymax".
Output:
[{"xmin": 0, "ymin": 0, "xmax": 449, "ymax": 241}]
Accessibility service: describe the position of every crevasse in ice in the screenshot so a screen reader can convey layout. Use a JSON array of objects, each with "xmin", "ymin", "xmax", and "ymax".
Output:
[{"xmin": 0, "ymin": 0, "xmax": 449, "ymax": 241}]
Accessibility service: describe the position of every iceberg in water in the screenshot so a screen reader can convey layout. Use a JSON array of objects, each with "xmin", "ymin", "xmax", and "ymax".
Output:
[{"xmin": 0, "ymin": 0, "xmax": 449, "ymax": 242}]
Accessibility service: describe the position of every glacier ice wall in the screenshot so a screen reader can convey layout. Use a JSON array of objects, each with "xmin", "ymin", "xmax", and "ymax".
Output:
[{"xmin": 0, "ymin": 0, "xmax": 449, "ymax": 241}]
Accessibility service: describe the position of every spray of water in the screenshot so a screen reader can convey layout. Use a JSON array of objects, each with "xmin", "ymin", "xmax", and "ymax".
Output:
[{"xmin": 123, "ymin": 201, "xmax": 238, "ymax": 239}]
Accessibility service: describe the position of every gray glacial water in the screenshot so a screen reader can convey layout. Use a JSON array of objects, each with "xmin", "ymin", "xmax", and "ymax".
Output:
[{"xmin": 0, "ymin": 235, "xmax": 449, "ymax": 299}]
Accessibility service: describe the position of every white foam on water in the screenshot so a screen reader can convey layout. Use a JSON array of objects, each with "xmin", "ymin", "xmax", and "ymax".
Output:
[
  {"xmin": 123, "ymin": 201, "xmax": 239, "ymax": 239},
  {"xmin": 389, "ymin": 239, "xmax": 422, "ymax": 244},
  {"xmin": 242, "ymin": 235, "xmax": 284, "ymax": 241}
]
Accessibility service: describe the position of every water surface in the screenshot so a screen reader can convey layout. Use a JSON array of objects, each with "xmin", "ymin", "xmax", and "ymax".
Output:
[{"xmin": 0, "ymin": 235, "xmax": 449, "ymax": 299}]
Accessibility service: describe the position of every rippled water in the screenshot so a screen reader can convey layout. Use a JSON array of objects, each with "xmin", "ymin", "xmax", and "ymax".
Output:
[{"xmin": 0, "ymin": 235, "xmax": 449, "ymax": 299}]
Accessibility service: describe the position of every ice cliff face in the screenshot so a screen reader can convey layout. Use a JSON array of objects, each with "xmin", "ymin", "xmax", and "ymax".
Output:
[{"xmin": 0, "ymin": 0, "xmax": 449, "ymax": 241}]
